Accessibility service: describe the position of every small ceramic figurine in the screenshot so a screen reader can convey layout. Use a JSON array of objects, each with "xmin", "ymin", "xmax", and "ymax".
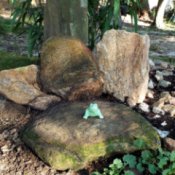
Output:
[{"xmin": 83, "ymin": 103, "xmax": 104, "ymax": 119}]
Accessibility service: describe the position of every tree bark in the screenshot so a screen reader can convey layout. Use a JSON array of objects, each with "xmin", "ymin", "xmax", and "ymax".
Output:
[
  {"xmin": 154, "ymin": 0, "xmax": 170, "ymax": 28},
  {"xmin": 44, "ymin": 0, "xmax": 88, "ymax": 44}
]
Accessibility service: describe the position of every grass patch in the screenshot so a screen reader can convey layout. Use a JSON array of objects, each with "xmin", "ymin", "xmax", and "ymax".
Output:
[
  {"xmin": 151, "ymin": 56, "xmax": 175, "ymax": 66},
  {"xmin": 0, "ymin": 51, "xmax": 39, "ymax": 71}
]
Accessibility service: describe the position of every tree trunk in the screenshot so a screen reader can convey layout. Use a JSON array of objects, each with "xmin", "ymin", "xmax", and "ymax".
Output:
[
  {"xmin": 154, "ymin": 0, "xmax": 170, "ymax": 28},
  {"xmin": 44, "ymin": 0, "xmax": 88, "ymax": 44}
]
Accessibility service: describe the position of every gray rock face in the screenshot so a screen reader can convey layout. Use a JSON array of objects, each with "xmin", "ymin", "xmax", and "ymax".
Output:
[
  {"xmin": 22, "ymin": 100, "xmax": 160, "ymax": 171},
  {"xmin": 139, "ymin": 102, "xmax": 150, "ymax": 113},
  {"xmin": 40, "ymin": 37, "xmax": 103, "ymax": 101},
  {"xmin": 0, "ymin": 65, "xmax": 43, "ymax": 105},
  {"xmin": 96, "ymin": 30, "xmax": 150, "ymax": 106},
  {"xmin": 29, "ymin": 95, "xmax": 61, "ymax": 111},
  {"xmin": 159, "ymin": 80, "xmax": 171, "ymax": 88},
  {"xmin": 153, "ymin": 92, "xmax": 175, "ymax": 117}
]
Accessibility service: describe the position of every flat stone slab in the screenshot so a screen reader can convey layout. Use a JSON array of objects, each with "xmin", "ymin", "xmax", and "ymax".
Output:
[
  {"xmin": 22, "ymin": 101, "xmax": 160, "ymax": 170},
  {"xmin": 0, "ymin": 65, "xmax": 43, "ymax": 105}
]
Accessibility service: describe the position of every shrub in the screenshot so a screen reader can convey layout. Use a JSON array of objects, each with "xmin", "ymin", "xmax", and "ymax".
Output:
[{"xmin": 11, "ymin": 0, "xmax": 44, "ymax": 57}]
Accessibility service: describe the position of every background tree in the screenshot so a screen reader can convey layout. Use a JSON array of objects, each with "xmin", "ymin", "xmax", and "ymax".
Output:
[
  {"xmin": 44, "ymin": 0, "xmax": 88, "ymax": 43},
  {"xmin": 153, "ymin": 0, "xmax": 171, "ymax": 28},
  {"xmin": 11, "ymin": 0, "xmax": 142, "ymax": 54}
]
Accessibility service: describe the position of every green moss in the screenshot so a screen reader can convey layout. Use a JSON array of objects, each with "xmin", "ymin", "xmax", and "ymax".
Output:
[
  {"xmin": 22, "ymin": 124, "xmax": 160, "ymax": 171},
  {"xmin": 22, "ymin": 129, "xmax": 80, "ymax": 170},
  {"xmin": 43, "ymin": 135, "xmax": 159, "ymax": 170},
  {"xmin": 21, "ymin": 106, "xmax": 160, "ymax": 171},
  {"xmin": 35, "ymin": 144, "xmax": 81, "ymax": 170},
  {"xmin": 76, "ymin": 134, "xmax": 159, "ymax": 162},
  {"xmin": 0, "ymin": 51, "xmax": 39, "ymax": 71}
]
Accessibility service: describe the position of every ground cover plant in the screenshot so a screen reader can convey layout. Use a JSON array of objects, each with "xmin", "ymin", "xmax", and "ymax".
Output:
[
  {"xmin": 0, "ymin": 51, "xmax": 38, "ymax": 71},
  {"xmin": 11, "ymin": 0, "xmax": 43, "ymax": 57},
  {"xmin": 92, "ymin": 148, "xmax": 175, "ymax": 175}
]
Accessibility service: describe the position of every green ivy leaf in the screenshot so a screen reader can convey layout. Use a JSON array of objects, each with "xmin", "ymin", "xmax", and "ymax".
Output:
[
  {"xmin": 124, "ymin": 170, "xmax": 135, "ymax": 175},
  {"xmin": 112, "ymin": 158, "xmax": 124, "ymax": 169},
  {"xmin": 162, "ymin": 169, "xmax": 171, "ymax": 175},
  {"xmin": 141, "ymin": 150, "xmax": 153, "ymax": 162},
  {"xmin": 158, "ymin": 148, "xmax": 170, "ymax": 157},
  {"xmin": 103, "ymin": 168, "xmax": 109, "ymax": 174},
  {"xmin": 136, "ymin": 162, "xmax": 145, "ymax": 173},
  {"xmin": 123, "ymin": 154, "xmax": 137, "ymax": 168},
  {"xmin": 148, "ymin": 164, "xmax": 157, "ymax": 174},
  {"xmin": 172, "ymin": 162, "xmax": 175, "ymax": 169},
  {"xmin": 163, "ymin": 151, "xmax": 171, "ymax": 157},
  {"xmin": 158, "ymin": 147, "xmax": 164, "ymax": 154},
  {"xmin": 158, "ymin": 157, "xmax": 169, "ymax": 169},
  {"xmin": 170, "ymin": 151, "xmax": 175, "ymax": 162}
]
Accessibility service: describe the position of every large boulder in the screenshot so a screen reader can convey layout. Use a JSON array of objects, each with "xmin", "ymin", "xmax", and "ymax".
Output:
[
  {"xmin": 40, "ymin": 37, "xmax": 103, "ymax": 101},
  {"xmin": 22, "ymin": 100, "xmax": 160, "ymax": 171},
  {"xmin": 96, "ymin": 30, "xmax": 150, "ymax": 106},
  {"xmin": 0, "ymin": 65, "xmax": 43, "ymax": 105}
]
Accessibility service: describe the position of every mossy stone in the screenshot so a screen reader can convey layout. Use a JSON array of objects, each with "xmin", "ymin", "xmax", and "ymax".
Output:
[
  {"xmin": 22, "ymin": 100, "xmax": 160, "ymax": 170},
  {"xmin": 40, "ymin": 37, "xmax": 103, "ymax": 101}
]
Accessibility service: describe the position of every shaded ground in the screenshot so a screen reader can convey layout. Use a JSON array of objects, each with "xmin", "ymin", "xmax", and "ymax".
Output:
[
  {"xmin": 150, "ymin": 35, "xmax": 175, "ymax": 58},
  {"xmin": 0, "ymin": 33, "xmax": 28, "ymax": 55}
]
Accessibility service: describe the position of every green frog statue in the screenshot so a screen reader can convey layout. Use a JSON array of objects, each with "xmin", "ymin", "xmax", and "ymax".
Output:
[{"xmin": 83, "ymin": 103, "xmax": 104, "ymax": 119}]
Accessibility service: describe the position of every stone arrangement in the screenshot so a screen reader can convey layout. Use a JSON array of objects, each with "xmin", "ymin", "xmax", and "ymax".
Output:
[
  {"xmin": 0, "ymin": 30, "xmax": 150, "ymax": 109},
  {"xmin": 0, "ymin": 29, "xmax": 170, "ymax": 172},
  {"xmin": 138, "ymin": 59, "xmax": 175, "ymax": 118}
]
